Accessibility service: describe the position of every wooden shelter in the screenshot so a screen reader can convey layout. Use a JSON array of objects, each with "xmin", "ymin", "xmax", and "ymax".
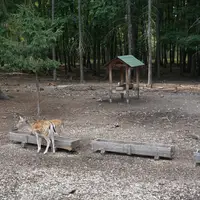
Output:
[{"xmin": 105, "ymin": 55, "xmax": 145, "ymax": 103}]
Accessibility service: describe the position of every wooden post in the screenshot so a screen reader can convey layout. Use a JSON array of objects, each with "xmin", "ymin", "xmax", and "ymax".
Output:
[
  {"xmin": 120, "ymin": 67, "xmax": 124, "ymax": 99},
  {"xmin": 109, "ymin": 65, "xmax": 112, "ymax": 103},
  {"xmin": 126, "ymin": 66, "xmax": 130, "ymax": 103},
  {"xmin": 136, "ymin": 67, "xmax": 140, "ymax": 99}
]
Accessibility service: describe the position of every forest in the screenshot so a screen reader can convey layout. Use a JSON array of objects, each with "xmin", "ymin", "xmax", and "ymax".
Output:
[{"xmin": 0, "ymin": 0, "xmax": 200, "ymax": 84}]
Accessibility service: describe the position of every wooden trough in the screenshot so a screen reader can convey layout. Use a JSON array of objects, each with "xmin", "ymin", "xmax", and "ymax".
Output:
[
  {"xmin": 9, "ymin": 131, "xmax": 80, "ymax": 152},
  {"xmin": 91, "ymin": 139, "xmax": 175, "ymax": 160}
]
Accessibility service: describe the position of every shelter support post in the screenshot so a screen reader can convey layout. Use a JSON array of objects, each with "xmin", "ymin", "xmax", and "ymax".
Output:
[
  {"xmin": 120, "ymin": 67, "xmax": 124, "ymax": 99},
  {"xmin": 136, "ymin": 67, "xmax": 140, "ymax": 99},
  {"xmin": 109, "ymin": 65, "xmax": 112, "ymax": 103},
  {"xmin": 126, "ymin": 67, "xmax": 130, "ymax": 103}
]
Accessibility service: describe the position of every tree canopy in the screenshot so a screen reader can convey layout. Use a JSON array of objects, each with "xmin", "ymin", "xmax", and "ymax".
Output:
[{"xmin": 0, "ymin": 4, "xmax": 63, "ymax": 73}]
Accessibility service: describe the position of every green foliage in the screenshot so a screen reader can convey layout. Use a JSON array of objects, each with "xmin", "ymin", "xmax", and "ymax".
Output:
[
  {"xmin": 160, "ymin": 0, "xmax": 200, "ymax": 51},
  {"xmin": 0, "ymin": 4, "xmax": 63, "ymax": 73},
  {"xmin": 1, "ymin": 0, "xmax": 200, "ymax": 78}
]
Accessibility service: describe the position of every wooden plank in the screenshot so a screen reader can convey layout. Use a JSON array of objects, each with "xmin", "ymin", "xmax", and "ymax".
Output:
[
  {"xmin": 116, "ymin": 86, "xmax": 125, "ymax": 91},
  {"xmin": 136, "ymin": 67, "xmax": 140, "ymax": 99},
  {"xmin": 91, "ymin": 139, "xmax": 175, "ymax": 159},
  {"xmin": 9, "ymin": 132, "xmax": 80, "ymax": 151},
  {"xmin": 112, "ymin": 90, "xmax": 126, "ymax": 94},
  {"xmin": 114, "ymin": 64, "xmax": 127, "ymax": 67},
  {"xmin": 120, "ymin": 67, "xmax": 124, "ymax": 99},
  {"xmin": 125, "ymin": 67, "xmax": 130, "ymax": 103}
]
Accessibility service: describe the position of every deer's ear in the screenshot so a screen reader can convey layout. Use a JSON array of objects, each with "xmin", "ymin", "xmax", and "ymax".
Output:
[{"xmin": 19, "ymin": 115, "xmax": 24, "ymax": 121}]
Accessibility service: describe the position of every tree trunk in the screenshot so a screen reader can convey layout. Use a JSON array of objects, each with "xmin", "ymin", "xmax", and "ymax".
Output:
[
  {"xmin": 127, "ymin": 0, "xmax": 133, "ymax": 55},
  {"xmin": 93, "ymin": 35, "xmax": 97, "ymax": 75},
  {"xmin": 35, "ymin": 73, "xmax": 40, "ymax": 117},
  {"xmin": 87, "ymin": 51, "xmax": 91, "ymax": 69},
  {"xmin": 188, "ymin": 50, "xmax": 193, "ymax": 74},
  {"xmin": 163, "ymin": 44, "xmax": 168, "ymax": 67},
  {"xmin": 132, "ymin": 0, "xmax": 137, "ymax": 56},
  {"xmin": 78, "ymin": 0, "xmax": 84, "ymax": 83},
  {"xmin": 180, "ymin": 48, "xmax": 184, "ymax": 75},
  {"xmin": 147, "ymin": 0, "xmax": 152, "ymax": 86},
  {"xmin": 97, "ymin": 41, "xmax": 101, "ymax": 79},
  {"xmin": 1, "ymin": 0, "xmax": 8, "ymax": 16},
  {"xmin": 170, "ymin": 44, "xmax": 172, "ymax": 72},
  {"xmin": 127, "ymin": 0, "xmax": 133, "ymax": 81},
  {"xmin": 52, "ymin": 0, "xmax": 57, "ymax": 81},
  {"xmin": 67, "ymin": 54, "xmax": 72, "ymax": 72},
  {"xmin": 156, "ymin": 5, "xmax": 161, "ymax": 79},
  {"xmin": 62, "ymin": 33, "xmax": 67, "ymax": 75}
]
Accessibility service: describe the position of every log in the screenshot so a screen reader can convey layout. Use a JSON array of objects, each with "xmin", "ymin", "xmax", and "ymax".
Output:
[
  {"xmin": 91, "ymin": 139, "xmax": 175, "ymax": 160},
  {"xmin": 9, "ymin": 131, "xmax": 80, "ymax": 151}
]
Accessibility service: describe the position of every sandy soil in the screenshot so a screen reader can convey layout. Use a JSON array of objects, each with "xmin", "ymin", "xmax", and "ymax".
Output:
[{"xmin": 1, "ymin": 74, "xmax": 200, "ymax": 200}]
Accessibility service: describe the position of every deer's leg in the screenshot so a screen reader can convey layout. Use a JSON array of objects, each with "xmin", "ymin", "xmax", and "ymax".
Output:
[
  {"xmin": 43, "ymin": 136, "xmax": 51, "ymax": 154},
  {"xmin": 37, "ymin": 137, "xmax": 42, "ymax": 153},
  {"xmin": 50, "ymin": 133, "xmax": 56, "ymax": 153},
  {"xmin": 36, "ymin": 133, "xmax": 42, "ymax": 153},
  {"xmin": 49, "ymin": 124, "xmax": 56, "ymax": 153}
]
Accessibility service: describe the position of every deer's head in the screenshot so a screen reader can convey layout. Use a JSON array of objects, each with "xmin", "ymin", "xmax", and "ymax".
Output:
[{"xmin": 15, "ymin": 115, "xmax": 29, "ymax": 130}]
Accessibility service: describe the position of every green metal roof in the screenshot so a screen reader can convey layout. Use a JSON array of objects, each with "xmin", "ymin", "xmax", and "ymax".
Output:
[{"xmin": 117, "ymin": 55, "xmax": 144, "ymax": 68}]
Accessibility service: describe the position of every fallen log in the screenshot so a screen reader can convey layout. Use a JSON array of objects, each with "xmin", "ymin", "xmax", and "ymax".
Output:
[
  {"xmin": 9, "ymin": 131, "xmax": 80, "ymax": 152},
  {"xmin": 91, "ymin": 139, "xmax": 175, "ymax": 160}
]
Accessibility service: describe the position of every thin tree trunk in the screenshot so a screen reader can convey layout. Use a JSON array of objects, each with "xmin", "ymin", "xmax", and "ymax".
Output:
[
  {"xmin": 156, "ymin": 5, "xmax": 161, "ymax": 79},
  {"xmin": 87, "ymin": 51, "xmax": 91, "ymax": 69},
  {"xmin": 132, "ymin": 0, "xmax": 137, "ymax": 56},
  {"xmin": 127, "ymin": 0, "xmax": 133, "ymax": 54},
  {"xmin": 170, "ymin": 44, "xmax": 172, "ymax": 72},
  {"xmin": 52, "ymin": 0, "xmax": 57, "ymax": 81},
  {"xmin": 67, "ymin": 54, "xmax": 72, "ymax": 72},
  {"xmin": 1, "ymin": 0, "xmax": 8, "ymax": 16},
  {"xmin": 127, "ymin": 0, "xmax": 133, "ymax": 81},
  {"xmin": 62, "ymin": 33, "xmax": 67, "ymax": 75},
  {"xmin": 78, "ymin": 0, "xmax": 84, "ymax": 83},
  {"xmin": 35, "ymin": 73, "xmax": 40, "ymax": 117},
  {"xmin": 180, "ymin": 48, "xmax": 184, "ymax": 75},
  {"xmin": 97, "ymin": 41, "xmax": 101, "ymax": 78},
  {"xmin": 188, "ymin": 51, "xmax": 193, "ymax": 74},
  {"xmin": 93, "ymin": 36, "xmax": 97, "ymax": 75},
  {"xmin": 164, "ymin": 44, "xmax": 168, "ymax": 66},
  {"xmin": 147, "ymin": 0, "xmax": 152, "ymax": 86}
]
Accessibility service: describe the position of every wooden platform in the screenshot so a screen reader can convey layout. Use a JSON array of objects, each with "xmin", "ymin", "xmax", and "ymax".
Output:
[
  {"xmin": 91, "ymin": 139, "xmax": 175, "ymax": 160},
  {"xmin": 9, "ymin": 131, "xmax": 80, "ymax": 151}
]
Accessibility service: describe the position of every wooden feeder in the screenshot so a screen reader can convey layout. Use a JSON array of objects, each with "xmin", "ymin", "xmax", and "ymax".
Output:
[
  {"xmin": 105, "ymin": 55, "xmax": 145, "ymax": 103},
  {"xmin": 91, "ymin": 139, "xmax": 175, "ymax": 160},
  {"xmin": 194, "ymin": 149, "xmax": 200, "ymax": 166},
  {"xmin": 9, "ymin": 131, "xmax": 80, "ymax": 152}
]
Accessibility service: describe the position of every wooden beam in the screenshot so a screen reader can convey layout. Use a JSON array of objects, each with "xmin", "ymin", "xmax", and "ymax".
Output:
[
  {"xmin": 9, "ymin": 132, "xmax": 80, "ymax": 152},
  {"xmin": 125, "ymin": 67, "xmax": 130, "ymax": 103},
  {"xmin": 114, "ymin": 64, "xmax": 127, "ymax": 67},
  {"xmin": 91, "ymin": 139, "xmax": 175, "ymax": 160},
  {"xmin": 136, "ymin": 67, "xmax": 140, "ymax": 99},
  {"xmin": 120, "ymin": 67, "xmax": 124, "ymax": 99},
  {"xmin": 109, "ymin": 65, "xmax": 112, "ymax": 103}
]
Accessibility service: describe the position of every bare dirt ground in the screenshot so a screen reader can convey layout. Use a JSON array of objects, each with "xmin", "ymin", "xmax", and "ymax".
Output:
[{"xmin": 1, "ymin": 74, "xmax": 200, "ymax": 199}]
